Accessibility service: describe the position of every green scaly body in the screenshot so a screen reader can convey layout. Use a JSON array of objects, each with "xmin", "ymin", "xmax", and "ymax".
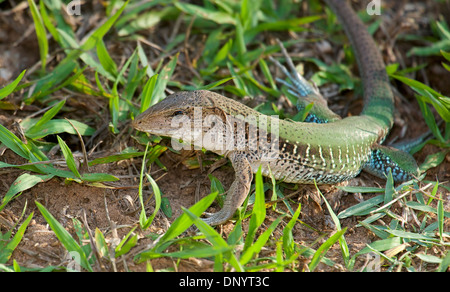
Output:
[{"xmin": 133, "ymin": 0, "xmax": 419, "ymax": 225}]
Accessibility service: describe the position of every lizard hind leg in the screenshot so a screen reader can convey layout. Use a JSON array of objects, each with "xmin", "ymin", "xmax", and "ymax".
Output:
[
  {"xmin": 365, "ymin": 126, "xmax": 432, "ymax": 181},
  {"xmin": 270, "ymin": 39, "xmax": 341, "ymax": 124},
  {"xmin": 202, "ymin": 152, "xmax": 253, "ymax": 226},
  {"xmin": 364, "ymin": 145, "xmax": 420, "ymax": 182}
]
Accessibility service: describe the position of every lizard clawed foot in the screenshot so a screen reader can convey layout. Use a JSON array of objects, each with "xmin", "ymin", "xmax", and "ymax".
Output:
[
  {"xmin": 200, "ymin": 152, "xmax": 253, "ymax": 226},
  {"xmin": 270, "ymin": 39, "xmax": 341, "ymax": 123},
  {"xmin": 269, "ymin": 39, "xmax": 317, "ymax": 97},
  {"xmin": 201, "ymin": 210, "xmax": 236, "ymax": 226}
]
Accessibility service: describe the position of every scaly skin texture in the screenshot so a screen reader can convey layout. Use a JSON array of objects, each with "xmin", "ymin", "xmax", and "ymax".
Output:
[
  {"xmin": 326, "ymin": 0, "xmax": 394, "ymax": 132},
  {"xmin": 133, "ymin": 1, "xmax": 419, "ymax": 225}
]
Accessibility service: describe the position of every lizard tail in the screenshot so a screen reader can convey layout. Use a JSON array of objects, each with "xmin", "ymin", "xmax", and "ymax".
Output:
[{"xmin": 324, "ymin": 0, "xmax": 394, "ymax": 134}]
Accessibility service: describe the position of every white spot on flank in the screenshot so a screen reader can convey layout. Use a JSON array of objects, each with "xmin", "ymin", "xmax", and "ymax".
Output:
[{"xmin": 318, "ymin": 145, "xmax": 326, "ymax": 167}]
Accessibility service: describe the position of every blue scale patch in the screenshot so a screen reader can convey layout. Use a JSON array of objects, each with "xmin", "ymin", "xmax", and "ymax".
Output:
[
  {"xmin": 304, "ymin": 114, "xmax": 329, "ymax": 124},
  {"xmin": 366, "ymin": 149, "xmax": 412, "ymax": 182},
  {"xmin": 297, "ymin": 105, "xmax": 329, "ymax": 124}
]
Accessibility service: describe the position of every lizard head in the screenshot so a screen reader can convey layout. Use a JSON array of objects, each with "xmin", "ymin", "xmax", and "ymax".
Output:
[{"xmin": 132, "ymin": 90, "xmax": 227, "ymax": 138}]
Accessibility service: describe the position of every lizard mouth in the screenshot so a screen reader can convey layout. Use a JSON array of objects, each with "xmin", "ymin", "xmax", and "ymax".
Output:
[
  {"xmin": 131, "ymin": 117, "xmax": 146, "ymax": 131},
  {"xmin": 132, "ymin": 108, "xmax": 160, "ymax": 131}
]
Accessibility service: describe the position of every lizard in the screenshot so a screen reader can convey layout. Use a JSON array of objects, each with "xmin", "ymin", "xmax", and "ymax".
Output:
[{"xmin": 132, "ymin": 0, "xmax": 420, "ymax": 226}]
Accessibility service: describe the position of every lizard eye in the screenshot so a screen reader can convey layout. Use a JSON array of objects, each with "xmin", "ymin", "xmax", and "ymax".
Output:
[{"xmin": 172, "ymin": 110, "xmax": 184, "ymax": 116}]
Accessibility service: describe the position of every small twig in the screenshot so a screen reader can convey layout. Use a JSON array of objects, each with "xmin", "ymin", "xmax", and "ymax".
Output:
[
  {"xmin": 81, "ymin": 209, "xmax": 105, "ymax": 271},
  {"xmin": 104, "ymin": 194, "xmax": 118, "ymax": 272}
]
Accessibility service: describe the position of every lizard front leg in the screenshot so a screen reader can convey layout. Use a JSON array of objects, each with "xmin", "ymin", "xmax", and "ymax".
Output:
[{"xmin": 202, "ymin": 151, "xmax": 253, "ymax": 226}]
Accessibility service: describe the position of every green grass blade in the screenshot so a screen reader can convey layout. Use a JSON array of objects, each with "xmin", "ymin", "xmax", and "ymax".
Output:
[
  {"xmin": 27, "ymin": 0, "xmax": 48, "ymax": 72},
  {"xmin": 240, "ymin": 215, "xmax": 284, "ymax": 266},
  {"xmin": 56, "ymin": 29, "xmax": 115, "ymax": 81},
  {"xmin": 139, "ymin": 73, "xmax": 158, "ymax": 113},
  {"xmin": 259, "ymin": 58, "xmax": 276, "ymax": 90},
  {"xmin": 0, "ymin": 161, "xmax": 42, "ymax": 173},
  {"xmin": 252, "ymin": 165, "xmax": 266, "ymax": 223},
  {"xmin": 40, "ymin": 0, "xmax": 60, "ymax": 44},
  {"xmin": 197, "ymin": 77, "xmax": 234, "ymax": 91},
  {"xmin": 0, "ymin": 173, "xmax": 54, "ymax": 212},
  {"xmin": 208, "ymin": 174, "xmax": 226, "ymax": 207},
  {"xmin": 94, "ymin": 228, "xmax": 109, "ymax": 259},
  {"xmin": 443, "ymin": 49, "xmax": 450, "ymax": 61},
  {"xmin": 137, "ymin": 42, "xmax": 155, "ymax": 77},
  {"xmin": 115, "ymin": 226, "xmax": 138, "ymax": 257},
  {"xmin": 116, "ymin": 233, "xmax": 138, "ymax": 258},
  {"xmin": 151, "ymin": 53, "xmax": 179, "ymax": 106},
  {"xmin": 417, "ymin": 96, "xmax": 445, "ymax": 142},
  {"xmin": 140, "ymin": 173, "xmax": 162, "ymax": 230},
  {"xmin": 88, "ymin": 151, "xmax": 145, "ymax": 166},
  {"xmin": 183, "ymin": 207, "xmax": 243, "ymax": 271},
  {"xmin": 392, "ymin": 74, "xmax": 449, "ymax": 122},
  {"xmin": 384, "ymin": 170, "xmax": 395, "ymax": 205},
  {"xmin": 244, "ymin": 166, "xmax": 265, "ymax": 251},
  {"xmin": 96, "ymin": 39, "xmax": 118, "ymax": 77},
  {"xmin": 419, "ymin": 150, "xmax": 449, "ymax": 174},
  {"xmin": 80, "ymin": 0, "xmax": 130, "ymax": 52},
  {"xmin": 38, "ymin": 0, "xmax": 73, "ymax": 46},
  {"xmin": 212, "ymin": 38, "xmax": 233, "ymax": 67},
  {"xmin": 437, "ymin": 192, "xmax": 444, "ymax": 242},
  {"xmin": 124, "ymin": 53, "xmax": 147, "ymax": 101},
  {"xmin": 57, "ymin": 135, "xmax": 81, "ymax": 179},
  {"xmin": 136, "ymin": 143, "xmax": 163, "ymax": 229},
  {"xmin": 164, "ymin": 245, "xmax": 234, "ymax": 260},
  {"xmin": 251, "ymin": 16, "xmax": 322, "ymax": 33},
  {"xmin": 315, "ymin": 181, "xmax": 341, "ymax": 229},
  {"xmin": 208, "ymin": 174, "xmax": 226, "ymax": 195},
  {"xmin": 385, "ymin": 229, "xmax": 437, "ymax": 242},
  {"xmin": 308, "ymin": 228, "xmax": 347, "ymax": 271},
  {"xmin": 315, "ymin": 180, "xmax": 349, "ymax": 266},
  {"xmin": 26, "ymin": 99, "xmax": 65, "ymax": 135},
  {"xmin": 235, "ymin": 17, "xmax": 246, "ymax": 62},
  {"xmin": 153, "ymin": 191, "xmax": 218, "ymax": 252},
  {"xmin": 174, "ymin": 2, "xmax": 236, "ymax": 25},
  {"xmin": 35, "ymin": 201, "xmax": 93, "ymax": 271},
  {"xmin": 29, "ymin": 0, "xmax": 129, "ymax": 100},
  {"xmin": 336, "ymin": 186, "xmax": 384, "ymax": 193},
  {"xmin": 227, "ymin": 221, "xmax": 244, "ymax": 246},
  {"xmin": 137, "ymin": 143, "xmax": 150, "ymax": 228},
  {"xmin": 117, "ymin": 9, "xmax": 169, "ymax": 37},
  {"xmin": 405, "ymin": 200, "xmax": 450, "ymax": 218},
  {"xmin": 0, "ymin": 70, "xmax": 26, "ymax": 100},
  {"xmin": 338, "ymin": 195, "xmax": 384, "ymax": 219},
  {"xmin": 28, "ymin": 55, "xmax": 78, "ymax": 100},
  {"xmin": 138, "ymin": 243, "xmax": 233, "ymax": 262},
  {"xmin": 355, "ymin": 237, "xmax": 403, "ymax": 256},
  {"xmin": 24, "ymin": 118, "xmax": 95, "ymax": 140},
  {"xmin": 0, "ymin": 264, "xmax": 14, "ymax": 272},
  {"xmin": 12, "ymin": 260, "xmax": 21, "ymax": 272},
  {"xmin": 0, "ymin": 212, "xmax": 33, "ymax": 264},
  {"xmin": 80, "ymin": 173, "xmax": 119, "ymax": 182},
  {"xmin": 112, "ymin": 49, "xmax": 135, "ymax": 95},
  {"xmin": 436, "ymin": 252, "xmax": 450, "ymax": 272},
  {"xmin": 282, "ymin": 203, "xmax": 301, "ymax": 258},
  {"xmin": 109, "ymin": 92, "xmax": 120, "ymax": 133},
  {"xmin": 0, "ymin": 124, "xmax": 32, "ymax": 160}
]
